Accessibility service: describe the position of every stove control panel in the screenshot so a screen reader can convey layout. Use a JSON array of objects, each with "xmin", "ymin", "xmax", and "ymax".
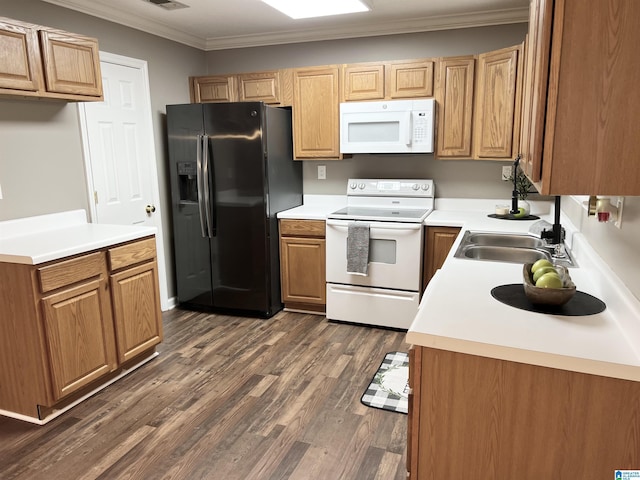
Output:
[{"xmin": 346, "ymin": 178, "xmax": 434, "ymax": 197}]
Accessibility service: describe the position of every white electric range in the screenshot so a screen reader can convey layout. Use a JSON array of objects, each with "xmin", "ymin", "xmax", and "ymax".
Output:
[{"xmin": 325, "ymin": 179, "xmax": 434, "ymax": 330}]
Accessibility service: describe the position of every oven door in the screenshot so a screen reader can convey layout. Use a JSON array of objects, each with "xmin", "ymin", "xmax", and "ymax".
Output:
[{"xmin": 326, "ymin": 219, "xmax": 423, "ymax": 291}]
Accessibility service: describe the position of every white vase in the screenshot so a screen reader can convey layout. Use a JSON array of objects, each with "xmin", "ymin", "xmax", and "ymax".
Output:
[{"xmin": 518, "ymin": 199, "xmax": 530, "ymax": 216}]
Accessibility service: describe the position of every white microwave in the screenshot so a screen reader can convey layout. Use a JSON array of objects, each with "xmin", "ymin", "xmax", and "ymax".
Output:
[{"xmin": 340, "ymin": 98, "xmax": 435, "ymax": 154}]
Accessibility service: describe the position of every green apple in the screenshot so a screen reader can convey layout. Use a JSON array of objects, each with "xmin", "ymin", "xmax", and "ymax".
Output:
[
  {"xmin": 531, "ymin": 259, "xmax": 553, "ymax": 273},
  {"xmin": 513, "ymin": 207, "xmax": 527, "ymax": 218},
  {"xmin": 533, "ymin": 266, "xmax": 557, "ymax": 283},
  {"xmin": 535, "ymin": 272, "xmax": 563, "ymax": 288}
]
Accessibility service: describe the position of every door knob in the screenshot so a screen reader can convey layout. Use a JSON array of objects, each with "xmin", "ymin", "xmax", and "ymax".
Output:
[{"xmin": 146, "ymin": 204, "xmax": 156, "ymax": 213}]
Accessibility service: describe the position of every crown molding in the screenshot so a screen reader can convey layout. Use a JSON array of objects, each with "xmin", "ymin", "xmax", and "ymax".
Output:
[
  {"xmin": 204, "ymin": 8, "xmax": 529, "ymax": 50},
  {"xmin": 42, "ymin": 0, "xmax": 207, "ymax": 49},
  {"xmin": 42, "ymin": 1, "xmax": 527, "ymax": 51}
]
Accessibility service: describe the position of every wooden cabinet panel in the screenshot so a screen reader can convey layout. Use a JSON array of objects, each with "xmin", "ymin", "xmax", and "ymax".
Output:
[
  {"xmin": 0, "ymin": 18, "xmax": 42, "ymax": 92},
  {"xmin": 0, "ymin": 16, "xmax": 102, "ymax": 101},
  {"xmin": 191, "ymin": 75, "xmax": 237, "ymax": 103},
  {"xmin": 387, "ymin": 60, "xmax": 434, "ymax": 99},
  {"xmin": 39, "ymin": 29, "xmax": 102, "ymax": 97},
  {"xmin": 422, "ymin": 226, "xmax": 460, "ymax": 290},
  {"xmin": 411, "ymin": 347, "xmax": 640, "ymax": 478},
  {"xmin": 279, "ymin": 219, "xmax": 325, "ymax": 237},
  {"xmin": 279, "ymin": 219, "xmax": 326, "ymax": 311},
  {"xmin": 38, "ymin": 252, "xmax": 104, "ymax": 293},
  {"xmin": 41, "ymin": 277, "xmax": 117, "ymax": 400},
  {"xmin": 343, "ymin": 63, "xmax": 385, "ymax": 101},
  {"xmin": 473, "ymin": 44, "xmax": 522, "ymax": 159},
  {"xmin": 520, "ymin": 0, "xmax": 640, "ymax": 194},
  {"xmin": 435, "ymin": 56, "xmax": 475, "ymax": 158},
  {"xmin": 292, "ymin": 66, "xmax": 341, "ymax": 159},
  {"xmin": 111, "ymin": 261, "xmax": 163, "ymax": 363},
  {"xmin": 280, "ymin": 237, "xmax": 326, "ymax": 305},
  {"xmin": 237, "ymin": 71, "xmax": 281, "ymax": 104},
  {"xmin": 0, "ymin": 236, "xmax": 162, "ymax": 421},
  {"xmin": 108, "ymin": 237, "xmax": 156, "ymax": 271}
]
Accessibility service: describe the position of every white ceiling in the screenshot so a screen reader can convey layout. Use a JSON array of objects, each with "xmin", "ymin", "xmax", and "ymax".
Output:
[{"xmin": 42, "ymin": 0, "xmax": 529, "ymax": 51}]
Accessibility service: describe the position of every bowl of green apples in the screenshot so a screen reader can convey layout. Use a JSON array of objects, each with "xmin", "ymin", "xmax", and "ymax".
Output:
[{"xmin": 523, "ymin": 259, "xmax": 576, "ymax": 306}]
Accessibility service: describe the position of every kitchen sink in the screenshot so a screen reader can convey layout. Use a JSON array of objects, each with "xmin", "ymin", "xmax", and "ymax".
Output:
[
  {"xmin": 465, "ymin": 232, "xmax": 545, "ymax": 248},
  {"xmin": 459, "ymin": 245, "xmax": 551, "ymax": 263},
  {"xmin": 453, "ymin": 230, "xmax": 576, "ymax": 266}
]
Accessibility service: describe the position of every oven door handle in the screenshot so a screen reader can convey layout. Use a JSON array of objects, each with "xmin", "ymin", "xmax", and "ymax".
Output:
[{"xmin": 326, "ymin": 219, "xmax": 422, "ymax": 231}]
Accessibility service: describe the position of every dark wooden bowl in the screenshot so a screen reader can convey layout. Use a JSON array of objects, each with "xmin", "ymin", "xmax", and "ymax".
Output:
[{"xmin": 523, "ymin": 263, "xmax": 576, "ymax": 306}]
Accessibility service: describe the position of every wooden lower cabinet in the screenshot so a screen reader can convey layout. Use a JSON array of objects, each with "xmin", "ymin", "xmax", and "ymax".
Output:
[
  {"xmin": 279, "ymin": 219, "xmax": 326, "ymax": 313},
  {"xmin": 422, "ymin": 226, "xmax": 460, "ymax": 290},
  {"xmin": 0, "ymin": 236, "xmax": 162, "ymax": 421},
  {"xmin": 408, "ymin": 346, "xmax": 640, "ymax": 479}
]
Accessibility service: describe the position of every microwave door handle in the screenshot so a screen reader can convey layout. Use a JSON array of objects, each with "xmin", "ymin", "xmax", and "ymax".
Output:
[{"xmin": 404, "ymin": 111, "xmax": 412, "ymax": 146}]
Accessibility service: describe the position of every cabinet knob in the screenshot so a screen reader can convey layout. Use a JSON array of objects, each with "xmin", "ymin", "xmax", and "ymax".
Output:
[{"xmin": 145, "ymin": 204, "xmax": 156, "ymax": 214}]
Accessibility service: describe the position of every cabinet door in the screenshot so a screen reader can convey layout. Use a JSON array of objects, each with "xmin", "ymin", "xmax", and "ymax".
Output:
[
  {"xmin": 0, "ymin": 18, "xmax": 43, "ymax": 92},
  {"xmin": 39, "ymin": 29, "xmax": 102, "ymax": 97},
  {"xmin": 41, "ymin": 279, "xmax": 117, "ymax": 401},
  {"xmin": 292, "ymin": 66, "xmax": 341, "ymax": 159},
  {"xmin": 520, "ymin": 0, "xmax": 553, "ymax": 183},
  {"xmin": 237, "ymin": 71, "xmax": 281, "ymax": 104},
  {"xmin": 473, "ymin": 45, "xmax": 522, "ymax": 159},
  {"xmin": 343, "ymin": 63, "xmax": 385, "ymax": 101},
  {"xmin": 387, "ymin": 60, "xmax": 434, "ymax": 99},
  {"xmin": 110, "ymin": 261, "xmax": 163, "ymax": 363},
  {"xmin": 423, "ymin": 226, "xmax": 461, "ymax": 289},
  {"xmin": 191, "ymin": 75, "xmax": 237, "ymax": 103},
  {"xmin": 407, "ymin": 346, "xmax": 422, "ymax": 480},
  {"xmin": 280, "ymin": 236, "xmax": 326, "ymax": 305},
  {"xmin": 435, "ymin": 57, "xmax": 475, "ymax": 158}
]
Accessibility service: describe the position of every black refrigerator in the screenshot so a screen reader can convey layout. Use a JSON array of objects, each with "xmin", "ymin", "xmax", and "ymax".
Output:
[{"xmin": 166, "ymin": 102, "xmax": 302, "ymax": 318}]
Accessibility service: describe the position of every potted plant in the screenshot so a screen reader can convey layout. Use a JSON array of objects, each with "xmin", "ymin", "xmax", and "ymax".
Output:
[{"xmin": 508, "ymin": 167, "xmax": 534, "ymax": 216}]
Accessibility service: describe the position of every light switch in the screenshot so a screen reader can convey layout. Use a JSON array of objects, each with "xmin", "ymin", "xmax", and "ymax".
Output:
[{"xmin": 501, "ymin": 166, "xmax": 512, "ymax": 181}]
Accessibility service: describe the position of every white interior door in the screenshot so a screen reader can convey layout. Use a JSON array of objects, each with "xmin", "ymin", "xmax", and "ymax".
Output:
[{"xmin": 79, "ymin": 52, "xmax": 169, "ymax": 311}]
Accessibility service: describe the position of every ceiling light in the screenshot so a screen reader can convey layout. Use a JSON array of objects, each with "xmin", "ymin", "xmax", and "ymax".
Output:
[{"xmin": 261, "ymin": 0, "xmax": 370, "ymax": 19}]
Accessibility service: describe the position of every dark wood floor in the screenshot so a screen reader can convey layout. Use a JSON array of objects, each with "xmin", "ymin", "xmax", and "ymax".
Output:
[{"xmin": 0, "ymin": 308, "xmax": 410, "ymax": 479}]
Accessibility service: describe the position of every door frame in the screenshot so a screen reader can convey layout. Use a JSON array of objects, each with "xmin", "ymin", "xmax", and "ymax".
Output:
[{"xmin": 77, "ymin": 51, "xmax": 170, "ymax": 311}]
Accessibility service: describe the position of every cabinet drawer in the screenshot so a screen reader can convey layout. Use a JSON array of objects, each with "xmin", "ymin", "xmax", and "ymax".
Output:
[
  {"xmin": 38, "ymin": 252, "xmax": 105, "ymax": 293},
  {"xmin": 108, "ymin": 237, "xmax": 156, "ymax": 271},
  {"xmin": 280, "ymin": 219, "xmax": 325, "ymax": 237}
]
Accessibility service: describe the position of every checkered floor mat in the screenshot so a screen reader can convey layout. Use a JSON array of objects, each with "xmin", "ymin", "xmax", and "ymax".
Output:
[{"xmin": 360, "ymin": 351, "xmax": 409, "ymax": 414}]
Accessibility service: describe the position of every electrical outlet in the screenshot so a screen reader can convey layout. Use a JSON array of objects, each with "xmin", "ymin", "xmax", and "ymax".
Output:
[
  {"xmin": 0, "ymin": 183, "xmax": 3, "ymax": 199},
  {"xmin": 318, "ymin": 165, "xmax": 326, "ymax": 180},
  {"xmin": 501, "ymin": 166, "xmax": 512, "ymax": 181}
]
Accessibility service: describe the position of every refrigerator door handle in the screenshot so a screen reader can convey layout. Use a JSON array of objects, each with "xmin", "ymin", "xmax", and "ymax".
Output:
[
  {"xmin": 196, "ymin": 134, "xmax": 208, "ymax": 237},
  {"xmin": 202, "ymin": 134, "xmax": 215, "ymax": 237}
]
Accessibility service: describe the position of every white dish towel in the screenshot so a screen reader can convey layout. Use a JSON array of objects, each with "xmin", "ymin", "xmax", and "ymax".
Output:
[{"xmin": 347, "ymin": 222, "xmax": 370, "ymax": 276}]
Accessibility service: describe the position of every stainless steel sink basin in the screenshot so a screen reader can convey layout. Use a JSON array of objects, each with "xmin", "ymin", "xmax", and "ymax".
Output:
[
  {"xmin": 453, "ymin": 230, "xmax": 575, "ymax": 266},
  {"xmin": 460, "ymin": 245, "xmax": 551, "ymax": 263},
  {"xmin": 465, "ymin": 232, "xmax": 545, "ymax": 248}
]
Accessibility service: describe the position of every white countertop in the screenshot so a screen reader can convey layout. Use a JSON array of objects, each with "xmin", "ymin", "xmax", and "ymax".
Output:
[
  {"xmin": 277, "ymin": 195, "xmax": 640, "ymax": 382},
  {"xmin": 0, "ymin": 210, "xmax": 157, "ymax": 265}
]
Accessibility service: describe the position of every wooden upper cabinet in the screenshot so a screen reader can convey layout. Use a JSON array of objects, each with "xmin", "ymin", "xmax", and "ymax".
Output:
[
  {"xmin": 343, "ymin": 63, "xmax": 385, "ymax": 101},
  {"xmin": 0, "ymin": 18, "xmax": 43, "ymax": 92},
  {"xmin": 292, "ymin": 65, "xmax": 341, "ymax": 159},
  {"xmin": 39, "ymin": 28, "xmax": 102, "ymax": 97},
  {"xmin": 237, "ymin": 70, "xmax": 280, "ymax": 104},
  {"xmin": 191, "ymin": 75, "xmax": 237, "ymax": 103},
  {"xmin": 473, "ymin": 44, "xmax": 523, "ymax": 159},
  {"xmin": 435, "ymin": 56, "xmax": 475, "ymax": 158},
  {"xmin": 0, "ymin": 17, "xmax": 102, "ymax": 101},
  {"xmin": 387, "ymin": 60, "xmax": 434, "ymax": 99},
  {"xmin": 342, "ymin": 59, "xmax": 434, "ymax": 101},
  {"xmin": 521, "ymin": 0, "xmax": 640, "ymax": 195}
]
